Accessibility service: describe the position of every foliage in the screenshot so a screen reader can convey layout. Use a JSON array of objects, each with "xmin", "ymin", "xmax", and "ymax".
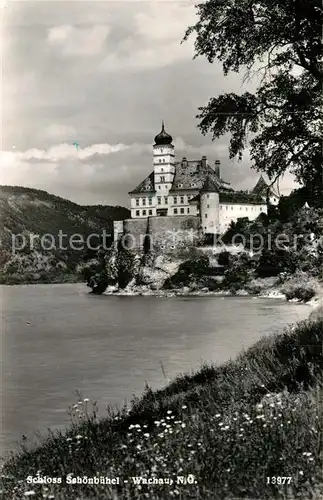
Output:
[
  {"xmin": 183, "ymin": 0, "xmax": 323, "ymax": 202},
  {"xmin": 2, "ymin": 317, "xmax": 322, "ymax": 499},
  {"xmin": 222, "ymin": 252, "xmax": 256, "ymax": 291},
  {"xmin": 163, "ymin": 255, "xmax": 209, "ymax": 289},
  {"xmin": 217, "ymin": 250, "xmax": 231, "ymax": 266},
  {"xmin": 282, "ymin": 272, "xmax": 319, "ymax": 302},
  {"xmin": 115, "ymin": 245, "xmax": 136, "ymax": 289}
]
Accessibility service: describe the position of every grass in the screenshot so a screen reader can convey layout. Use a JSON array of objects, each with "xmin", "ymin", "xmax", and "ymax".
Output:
[{"xmin": 1, "ymin": 315, "xmax": 322, "ymax": 500}]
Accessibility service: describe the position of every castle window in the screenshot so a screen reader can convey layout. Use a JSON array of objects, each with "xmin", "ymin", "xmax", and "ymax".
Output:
[
  {"xmin": 142, "ymin": 198, "xmax": 146, "ymax": 206},
  {"xmin": 173, "ymin": 196, "xmax": 177, "ymax": 204},
  {"xmin": 158, "ymin": 185, "xmax": 161, "ymax": 189},
  {"xmin": 207, "ymin": 205, "xmax": 210, "ymax": 209},
  {"xmin": 240, "ymin": 206, "xmax": 242, "ymax": 210},
  {"xmin": 246, "ymin": 207, "xmax": 248, "ymax": 211},
  {"xmin": 159, "ymin": 159, "xmax": 161, "ymax": 163},
  {"xmin": 162, "ymin": 159, "xmax": 165, "ymax": 162},
  {"xmin": 142, "ymin": 210, "xmax": 146, "ymax": 216},
  {"xmin": 220, "ymin": 205, "xmax": 222, "ymax": 210},
  {"xmin": 207, "ymin": 194, "xmax": 210, "ymax": 199},
  {"xmin": 174, "ymin": 208, "xmax": 178, "ymax": 214},
  {"xmin": 205, "ymin": 214, "xmax": 208, "ymax": 218},
  {"xmin": 157, "ymin": 197, "xmax": 161, "ymax": 205},
  {"xmin": 226, "ymin": 206, "xmax": 228, "ymax": 211},
  {"xmin": 160, "ymin": 176, "xmax": 165, "ymax": 182},
  {"xmin": 180, "ymin": 196, "xmax": 184, "ymax": 204},
  {"xmin": 187, "ymin": 208, "xmax": 190, "ymax": 214},
  {"xmin": 149, "ymin": 209, "xmax": 152, "ymax": 215},
  {"xmin": 148, "ymin": 198, "xmax": 152, "ymax": 205},
  {"xmin": 136, "ymin": 210, "xmax": 140, "ymax": 216},
  {"xmin": 231, "ymin": 206, "xmax": 233, "ymax": 210},
  {"xmin": 161, "ymin": 168, "xmax": 164, "ymax": 172},
  {"xmin": 180, "ymin": 208, "xmax": 185, "ymax": 214},
  {"xmin": 136, "ymin": 199, "xmax": 139, "ymax": 206},
  {"xmin": 164, "ymin": 196, "xmax": 168, "ymax": 204}
]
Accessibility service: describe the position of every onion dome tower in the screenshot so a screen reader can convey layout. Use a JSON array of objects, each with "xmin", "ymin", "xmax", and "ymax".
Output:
[{"xmin": 153, "ymin": 120, "xmax": 175, "ymax": 196}]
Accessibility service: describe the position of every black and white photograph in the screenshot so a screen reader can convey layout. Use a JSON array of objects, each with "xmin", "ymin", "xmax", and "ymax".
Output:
[{"xmin": 1, "ymin": 0, "xmax": 322, "ymax": 499}]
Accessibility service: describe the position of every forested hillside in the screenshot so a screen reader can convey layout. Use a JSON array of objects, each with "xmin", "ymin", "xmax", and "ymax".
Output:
[{"xmin": 0, "ymin": 185, "xmax": 130, "ymax": 284}]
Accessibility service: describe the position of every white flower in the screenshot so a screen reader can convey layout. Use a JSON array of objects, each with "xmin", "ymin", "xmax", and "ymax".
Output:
[
  {"xmin": 215, "ymin": 413, "xmax": 221, "ymax": 418},
  {"xmin": 143, "ymin": 433, "xmax": 150, "ymax": 438},
  {"xmin": 83, "ymin": 398, "xmax": 89, "ymax": 402},
  {"xmin": 181, "ymin": 423, "xmax": 186, "ymax": 428},
  {"xmin": 72, "ymin": 404, "xmax": 78, "ymax": 409},
  {"xmin": 76, "ymin": 435, "xmax": 82, "ymax": 439},
  {"xmin": 24, "ymin": 492, "xmax": 36, "ymax": 497},
  {"xmin": 299, "ymin": 471, "xmax": 304, "ymax": 475},
  {"xmin": 182, "ymin": 405, "xmax": 187, "ymax": 409},
  {"xmin": 167, "ymin": 410, "xmax": 172, "ymax": 414}
]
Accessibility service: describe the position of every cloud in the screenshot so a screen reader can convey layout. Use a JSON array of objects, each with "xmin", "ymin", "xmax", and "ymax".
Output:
[{"xmin": 47, "ymin": 24, "xmax": 110, "ymax": 56}]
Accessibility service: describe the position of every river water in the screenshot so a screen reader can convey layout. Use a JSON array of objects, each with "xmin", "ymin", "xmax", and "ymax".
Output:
[{"xmin": 0, "ymin": 283, "xmax": 312, "ymax": 455}]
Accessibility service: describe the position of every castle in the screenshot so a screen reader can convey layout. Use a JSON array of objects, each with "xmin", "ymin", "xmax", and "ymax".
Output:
[{"xmin": 114, "ymin": 122, "xmax": 279, "ymax": 250}]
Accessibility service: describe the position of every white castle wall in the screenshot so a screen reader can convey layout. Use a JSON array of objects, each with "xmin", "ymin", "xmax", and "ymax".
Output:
[{"xmin": 219, "ymin": 202, "xmax": 268, "ymax": 232}]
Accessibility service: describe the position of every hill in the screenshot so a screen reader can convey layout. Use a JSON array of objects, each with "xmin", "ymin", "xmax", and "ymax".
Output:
[{"xmin": 0, "ymin": 185, "xmax": 130, "ymax": 284}]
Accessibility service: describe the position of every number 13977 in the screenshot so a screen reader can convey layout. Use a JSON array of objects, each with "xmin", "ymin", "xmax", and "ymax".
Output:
[{"xmin": 267, "ymin": 477, "xmax": 292, "ymax": 484}]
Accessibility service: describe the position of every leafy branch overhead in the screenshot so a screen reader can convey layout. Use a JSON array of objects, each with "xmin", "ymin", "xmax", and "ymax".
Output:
[{"xmin": 183, "ymin": 0, "xmax": 323, "ymax": 201}]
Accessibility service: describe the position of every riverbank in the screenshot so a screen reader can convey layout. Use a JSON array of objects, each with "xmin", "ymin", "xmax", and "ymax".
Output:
[{"xmin": 2, "ymin": 308, "xmax": 322, "ymax": 499}]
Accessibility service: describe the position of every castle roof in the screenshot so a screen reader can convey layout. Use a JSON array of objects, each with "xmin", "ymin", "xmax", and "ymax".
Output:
[
  {"xmin": 128, "ymin": 171, "xmax": 155, "ymax": 194},
  {"xmin": 252, "ymin": 175, "xmax": 279, "ymax": 198},
  {"xmin": 129, "ymin": 159, "xmax": 229, "ymax": 194}
]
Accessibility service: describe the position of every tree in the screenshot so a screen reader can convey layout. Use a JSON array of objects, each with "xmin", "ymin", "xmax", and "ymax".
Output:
[{"xmin": 183, "ymin": 0, "xmax": 323, "ymax": 203}]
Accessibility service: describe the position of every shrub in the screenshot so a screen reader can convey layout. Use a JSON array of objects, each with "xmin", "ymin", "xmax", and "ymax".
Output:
[{"xmin": 217, "ymin": 250, "xmax": 230, "ymax": 266}]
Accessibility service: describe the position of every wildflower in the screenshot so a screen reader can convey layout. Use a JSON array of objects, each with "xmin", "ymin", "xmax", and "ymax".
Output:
[
  {"xmin": 136, "ymin": 445, "xmax": 142, "ymax": 450},
  {"xmin": 72, "ymin": 404, "xmax": 78, "ymax": 409},
  {"xmin": 309, "ymin": 458, "xmax": 314, "ymax": 462},
  {"xmin": 76, "ymin": 435, "xmax": 82, "ymax": 439},
  {"xmin": 167, "ymin": 410, "xmax": 172, "ymax": 414},
  {"xmin": 182, "ymin": 405, "xmax": 187, "ymax": 409},
  {"xmin": 215, "ymin": 413, "xmax": 221, "ymax": 418},
  {"xmin": 181, "ymin": 423, "xmax": 186, "ymax": 428},
  {"xmin": 303, "ymin": 452, "xmax": 312, "ymax": 456},
  {"xmin": 66, "ymin": 438, "xmax": 72, "ymax": 442},
  {"xmin": 219, "ymin": 422, "xmax": 224, "ymax": 426},
  {"xmin": 24, "ymin": 492, "xmax": 36, "ymax": 497},
  {"xmin": 263, "ymin": 424, "xmax": 267, "ymax": 428},
  {"xmin": 224, "ymin": 425, "xmax": 230, "ymax": 430},
  {"xmin": 83, "ymin": 398, "xmax": 89, "ymax": 402},
  {"xmin": 143, "ymin": 433, "xmax": 150, "ymax": 438},
  {"xmin": 143, "ymin": 424, "xmax": 148, "ymax": 428},
  {"xmin": 299, "ymin": 471, "xmax": 304, "ymax": 476},
  {"xmin": 256, "ymin": 404, "xmax": 263, "ymax": 410}
]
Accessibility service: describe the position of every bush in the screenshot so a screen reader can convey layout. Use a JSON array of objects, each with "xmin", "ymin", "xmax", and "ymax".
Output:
[
  {"xmin": 217, "ymin": 250, "xmax": 231, "ymax": 266},
  {"xmin": 163, "ymin": 255, "xmax": 209, "ymax": 289}
]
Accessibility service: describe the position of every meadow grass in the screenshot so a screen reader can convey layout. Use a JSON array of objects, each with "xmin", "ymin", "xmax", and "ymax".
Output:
[{"xmin": 1, "ymin": 315, "xmax": 322, "ymax": 500}]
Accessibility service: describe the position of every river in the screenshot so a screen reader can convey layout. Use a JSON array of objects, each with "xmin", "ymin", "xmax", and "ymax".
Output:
[{"xmin": 0, "ymin": 283, "xmax": 312, "ymax": 456}]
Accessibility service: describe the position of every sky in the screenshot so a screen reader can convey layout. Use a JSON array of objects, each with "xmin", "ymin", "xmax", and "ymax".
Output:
[{"xmin": 1, "ymin": 0, "xmax": 297, "ymax": 206}]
